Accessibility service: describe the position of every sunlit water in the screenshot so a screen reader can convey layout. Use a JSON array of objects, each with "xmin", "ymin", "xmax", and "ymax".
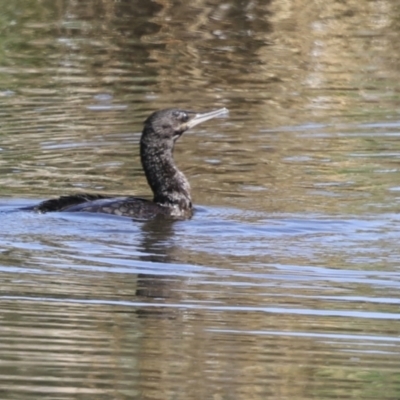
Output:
[{"xmin": 1, "ymin": 1, "xmax": 400, "ymax": 399}]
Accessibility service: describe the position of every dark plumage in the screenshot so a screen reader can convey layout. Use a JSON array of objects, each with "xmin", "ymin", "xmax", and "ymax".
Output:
[{"xmin": 30, "ymin": 107, "xmax": 228, "ymax": 219}]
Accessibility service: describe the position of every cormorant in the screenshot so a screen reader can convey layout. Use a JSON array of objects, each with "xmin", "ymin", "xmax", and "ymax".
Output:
[{"xmin": 30, "ymin": 107, "xmax": 228, "ymax": 219}]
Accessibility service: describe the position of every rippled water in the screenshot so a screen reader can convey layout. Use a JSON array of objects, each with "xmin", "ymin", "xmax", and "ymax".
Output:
[{"xmin": 1, "ymin": 1, "xmax": 400, "ymax": 399}]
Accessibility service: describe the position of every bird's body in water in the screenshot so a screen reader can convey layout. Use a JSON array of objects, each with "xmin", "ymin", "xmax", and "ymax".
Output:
[{"xmin": 30, "ymin": 107, "xmax": 228, "ymax": 220}]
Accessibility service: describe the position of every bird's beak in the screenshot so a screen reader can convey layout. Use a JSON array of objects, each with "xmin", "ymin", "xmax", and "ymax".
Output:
[{"xmin": 186, "ymin": 108, "xmax": 229, "ymax": 130}]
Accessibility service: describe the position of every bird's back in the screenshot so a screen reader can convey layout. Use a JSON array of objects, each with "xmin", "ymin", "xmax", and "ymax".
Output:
[{"xmin": 33, "ymin": 194, "xmax": 173, "ymax": 219}]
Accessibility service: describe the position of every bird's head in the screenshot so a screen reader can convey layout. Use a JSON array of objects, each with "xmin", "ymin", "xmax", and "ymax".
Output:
[{"xmin": 142, "ymin": 107, "xmax": 228, "ymax": 144}]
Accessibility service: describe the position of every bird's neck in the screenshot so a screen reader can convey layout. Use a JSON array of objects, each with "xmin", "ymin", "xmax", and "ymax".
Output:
[{"xmin": 140, "ymin": 139, "xmax": 192, "ymax": 212}]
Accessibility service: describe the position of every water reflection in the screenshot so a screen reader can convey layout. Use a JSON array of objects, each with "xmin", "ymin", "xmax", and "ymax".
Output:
[{"xmin": 136, "ymin": 217, "xmax": 181, "ymax": 302}]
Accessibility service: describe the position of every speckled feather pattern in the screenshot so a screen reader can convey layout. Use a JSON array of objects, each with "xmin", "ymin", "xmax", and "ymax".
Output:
[{"xmin": 32, "ymin": 109, "xmax": 204, "ymax": 219}]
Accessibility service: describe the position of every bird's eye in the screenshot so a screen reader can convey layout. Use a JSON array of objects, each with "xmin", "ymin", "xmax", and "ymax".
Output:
[{"xmin": 173, "ymin": 110, "xmax": 189, "ymax": 122}]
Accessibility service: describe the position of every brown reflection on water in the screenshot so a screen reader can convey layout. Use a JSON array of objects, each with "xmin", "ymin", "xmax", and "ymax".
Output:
[
  {"xmin": 1, "ymin": 0, "xmax": 400, "ymax": 214},
  {"xmin": 0, "ymin": 297, "xmax": 139, "ymax": 398},
  {"xmin": 3, "ymin": 267, "xmax": 399, "ymax": 400}
]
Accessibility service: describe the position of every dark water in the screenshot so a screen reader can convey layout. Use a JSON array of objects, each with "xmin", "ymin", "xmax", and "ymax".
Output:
[{"xmin": 1, "ymin": 1, "xmax": 400, "ymax": 399}]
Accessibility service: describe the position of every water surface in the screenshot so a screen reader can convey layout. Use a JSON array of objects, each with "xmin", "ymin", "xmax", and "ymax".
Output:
[{"xmin": 1, "ymin": 1, "xmax": 400, "ymax": 399}]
